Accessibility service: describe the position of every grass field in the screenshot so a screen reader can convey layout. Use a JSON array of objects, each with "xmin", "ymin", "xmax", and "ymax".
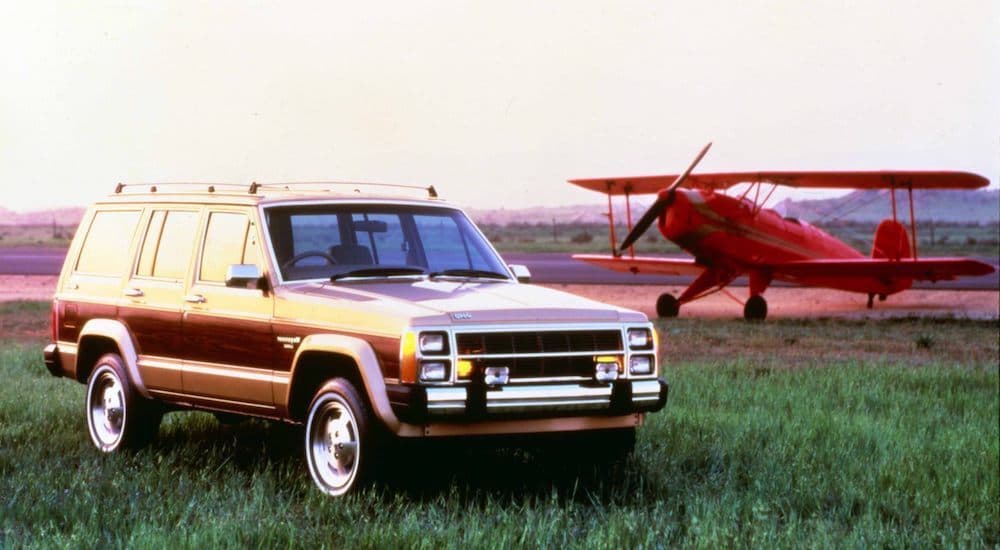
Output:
[{"xmin": 1, "ymin": 301, "xmax": 997, "ymax": 547}]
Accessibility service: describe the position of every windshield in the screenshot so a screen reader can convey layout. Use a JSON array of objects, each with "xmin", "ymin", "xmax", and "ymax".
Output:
[{"xmin": 264, "ymin": 204, "xmax": 510, "ymax": 282}]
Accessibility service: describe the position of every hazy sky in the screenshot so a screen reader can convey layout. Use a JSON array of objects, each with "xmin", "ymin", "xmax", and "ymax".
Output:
[{"xmin": 1, "ymin": 1, "xmax": 997, "ymax": 212}]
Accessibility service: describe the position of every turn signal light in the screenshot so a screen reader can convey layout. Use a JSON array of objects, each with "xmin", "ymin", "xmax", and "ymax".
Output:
[{"xmin": 457, "ymin": 359, "xmax": 474, "ymax": 379}]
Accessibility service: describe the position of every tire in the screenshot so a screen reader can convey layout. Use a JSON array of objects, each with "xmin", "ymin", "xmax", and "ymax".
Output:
[
  {"xmin": 85, "ymin": 353, "xmax": 161, "ymax": 452},
  {"xmin": 744, "ymin": 295, "xmax": 768, "ymax": 321},
  {"xmin": 656, "ymin": 293, "xmax": 680, "ymax": 318},
  {"xmin": 304, "ymin": 378, "xmax": 376, "ymax": 496}
]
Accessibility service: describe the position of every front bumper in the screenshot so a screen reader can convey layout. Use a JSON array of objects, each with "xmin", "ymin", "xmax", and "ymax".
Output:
[{"xmin": 387, "ymin": 378, "xmax": 668, "ymax": 423}]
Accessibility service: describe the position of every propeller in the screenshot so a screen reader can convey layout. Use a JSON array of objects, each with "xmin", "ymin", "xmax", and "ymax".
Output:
[{"xmin": 616, "ymin": 142, "xmax": 713, "ymax": 255}]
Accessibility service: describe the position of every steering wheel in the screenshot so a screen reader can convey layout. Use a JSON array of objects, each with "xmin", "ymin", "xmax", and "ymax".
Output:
[{"xmin": 282, "ymin": 250, "xmax": 338, "ymax": 271}]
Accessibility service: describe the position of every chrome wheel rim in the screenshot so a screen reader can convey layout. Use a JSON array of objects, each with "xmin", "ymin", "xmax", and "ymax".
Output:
[
  {"xmin": 87, "ymin": 366, "xmax": 126, "ymax": 451},
  {"xmin": 306, "ymin": 396, "xmax": 360, "ymax": 495}
]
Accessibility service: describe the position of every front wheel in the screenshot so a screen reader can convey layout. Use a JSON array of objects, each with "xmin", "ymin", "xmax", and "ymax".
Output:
[
  {"xmin": 85, "ymin": 353, "xmax": 161, "ymax": 452},
  {"xmin": 304, "ymin": 378, "xmax": 375, "ymax": 496}
]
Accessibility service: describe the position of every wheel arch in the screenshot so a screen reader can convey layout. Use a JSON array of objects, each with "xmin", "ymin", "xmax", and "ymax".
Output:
[
  {"xmin": 286, "ymin": 334, "xmax": 400, "ymax": 433},
  {"xmin": 76, "ymin": 318, "xmax": 150, "ymax": 398}
]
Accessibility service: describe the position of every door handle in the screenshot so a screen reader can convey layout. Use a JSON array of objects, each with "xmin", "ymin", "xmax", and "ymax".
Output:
[
  {"xmin": 123, "ymin": 287, "xmax": 144, "ymax": 297},
  {"xmin": 184, "ymin": 294, "xmax": 206, "ymax": 304}
]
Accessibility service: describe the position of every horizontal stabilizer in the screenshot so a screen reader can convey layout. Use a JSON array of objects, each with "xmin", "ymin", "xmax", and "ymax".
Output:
[
  {"xmin": 773, "ymin": 258, "xmax": 996, "ymax": 282},
  {"xmin": 569, "ymin": 171, "xmax": 989, "ymax": 195},
  {"xmin": 572, "ymin": 254, "xmax": 705, "ymax": 276}
]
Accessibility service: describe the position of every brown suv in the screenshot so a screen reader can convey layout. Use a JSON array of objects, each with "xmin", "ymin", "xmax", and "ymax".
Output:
[{"xmin": 43, "ymin": 182, "xmax": 667, "ymax": 495}]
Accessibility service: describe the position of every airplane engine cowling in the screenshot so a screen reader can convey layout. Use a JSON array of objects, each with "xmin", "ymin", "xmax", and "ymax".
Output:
[{"xmin": 871, "ymin": 219, "xmax": 911, "ymax": 261}]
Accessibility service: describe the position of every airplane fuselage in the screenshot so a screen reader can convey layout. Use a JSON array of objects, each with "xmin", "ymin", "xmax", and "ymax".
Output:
[{"xmin": 659, "ymin": 189, "xmax": 912, "ymax": 295}]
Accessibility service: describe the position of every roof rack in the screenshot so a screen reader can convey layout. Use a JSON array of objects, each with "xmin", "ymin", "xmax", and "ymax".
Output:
[
  {"xmin": 248, "ymin": 181, "xmax": 439, "ymax": 199},
  {"xmin": 114, "ymin": 182, "xmax": 250, "ymax": 194}
]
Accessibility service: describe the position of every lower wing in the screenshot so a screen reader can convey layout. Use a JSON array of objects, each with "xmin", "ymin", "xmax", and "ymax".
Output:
[
  {"xmin": 774, "ymin": 258, "xmax": 996, "ymax": 281},
  {"xmin": 572, "ymin": 254, "xmax": 705, "ymax": 276}
]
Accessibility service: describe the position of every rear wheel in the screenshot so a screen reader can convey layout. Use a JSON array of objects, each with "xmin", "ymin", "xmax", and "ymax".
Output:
[
  {"xmin": 85, "ymin": 353, "xmax": 161, "ymax": 452},
  {"xmin": 744, "ymin": 295, "xmax": 768, "ymax": 321},
  {"xmin": 304, "ymin": 378, "xmax": 375, "ymax": 496},
  {"xmin": 656, "ymin": 293, "xmax": 680, "ymax": 318}
]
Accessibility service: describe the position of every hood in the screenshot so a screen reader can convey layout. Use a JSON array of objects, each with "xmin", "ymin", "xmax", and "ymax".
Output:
[{"xmin": 279, "ymin": 278, "xmax": 645, "ymax": 328}]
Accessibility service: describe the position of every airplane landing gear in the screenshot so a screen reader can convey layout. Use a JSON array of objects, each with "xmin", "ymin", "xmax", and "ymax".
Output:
[
  {"xmin": 867, "ymin": 293, "xmax": 875, "ymax": 309},
  {"xmin": 656, "ymin": 293, "xmax": 680, "ymax": 318},
  {"xmin": 744, "ymin": 295, "xmax": 767, "ymax": 321}
]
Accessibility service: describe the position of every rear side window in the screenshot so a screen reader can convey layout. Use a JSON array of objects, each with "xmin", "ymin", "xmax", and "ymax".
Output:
[
  {"xmin": 75, "ymin": 210, "xmax": 141, "ymax": 276},
  {"xmin": 135, "ymin": 210, "xmax": 199, "ymax": 280},
  {"xmin": 199, "ymin": 212, "xmax": 258, "ymax": 283}
]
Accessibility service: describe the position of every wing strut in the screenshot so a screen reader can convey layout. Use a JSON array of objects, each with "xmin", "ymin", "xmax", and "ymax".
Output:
[
  {"xmin": 908, "ymin": 185, "xmax": 918, "ymax": 260},
  {"xmin": 605, "ymin": 182, "xmax": 617, "ymax": 253},
  {"xmin": 624, "ymin": 184, "xmax": 635, "ymax": 258}
]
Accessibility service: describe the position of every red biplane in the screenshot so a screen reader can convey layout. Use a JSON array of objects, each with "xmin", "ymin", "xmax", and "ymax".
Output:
[{"xmin": 570, "ymin": 143, "xmax": 996, "ymax": 320}]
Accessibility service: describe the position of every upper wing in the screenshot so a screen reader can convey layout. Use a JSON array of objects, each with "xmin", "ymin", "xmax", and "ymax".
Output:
[
  {"xmin": 773, "ymin": 258, "xmax": 996, "ymax": 282},
  {"xmin": 572, "ymin": 254, "xmax": 705, "ymax": 276},
  {"xmin": 569, "ymin": 171, "xmax": 989, "ymax": 195}
]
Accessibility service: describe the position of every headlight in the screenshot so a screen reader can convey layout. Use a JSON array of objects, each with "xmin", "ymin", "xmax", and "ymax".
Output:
[
  {"xmin": 418, "ymin": 332, "xmax": 448, "ymax": 354},
  {"xmin": 627, "ymin": 328, "xmax": 653, "ymax": 350},
  {"xmin": 419, "ymin": 361, "xmax": 449, "ymax": 382},
  {"xmin": 629, "ymin": 355, "xmax": 653, "ymax": 375}
]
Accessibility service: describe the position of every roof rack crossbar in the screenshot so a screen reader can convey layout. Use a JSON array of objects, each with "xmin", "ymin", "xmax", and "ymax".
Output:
[
  {"xmin": 114, "ymin": 182, "xmax": 247, "ymax": 194},
  {"xmin": 249, "ymin": 181, "xmax": 439, "ymax": 198}
]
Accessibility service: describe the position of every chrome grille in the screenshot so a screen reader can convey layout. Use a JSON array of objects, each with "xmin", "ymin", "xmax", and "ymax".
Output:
[
  {"xmin": 455, "ymin": 330, "xmax": 623, "ymax": 381},
  {"xmin": 456, "ymin": 330, "xmax": 622, "ymax": 356}
]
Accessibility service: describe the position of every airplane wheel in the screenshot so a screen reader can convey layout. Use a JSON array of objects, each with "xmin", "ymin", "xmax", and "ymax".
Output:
[
  {"xmin": 744, "ymin": 295, "xmax": 767, "ymax": 321},
  {"xmin": 656, "ymin": 293, "xmax": 680, "ymax": 318}
]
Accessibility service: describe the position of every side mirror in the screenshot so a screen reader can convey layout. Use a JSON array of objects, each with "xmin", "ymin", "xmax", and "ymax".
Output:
[
  {"xmin": 225, "ymin": 264, "xmax": 266, "ymax": 289},
  {"xmin": 509, "ymin": 264, "xmax": 531, "ymax": 284}
]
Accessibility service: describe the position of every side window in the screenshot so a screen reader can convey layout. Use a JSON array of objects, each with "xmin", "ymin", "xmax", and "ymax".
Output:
[
  {"xmin": 136, "ymin": 211, "xmax": 166, "ymax": 277},
  {"xmin": 75, "ymin": 210, "xmax": 141, "ymax": 276},
  {"xmin": 200, "ymin": 212, "xmax": 257, "ymax": 283},
  {"xmin": 134, "ymin": 210, "xmax": 198, "ymax": 280}
]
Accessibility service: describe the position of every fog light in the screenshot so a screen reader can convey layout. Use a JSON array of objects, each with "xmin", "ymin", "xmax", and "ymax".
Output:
[
  {"xmin": 629, "ymin": 355, "xmax": 652, "ymax": 375},
  {"xmin": 627, "ymin": 328, "xmax": 652, "ymax": 350},
  {"xmin": 418, "ymin": 332, "xmax": 447, "ymax": 354},
  {"xmin": 419, "ymin": 361, "xmax": 448, "ymax": 382},
  {"xmin": 484, "ymin": 366, "xmax": 509, "ymax": 386},
  {"xmin": 595, "ymin": 362, "xmax": 619, "ymax": 382}
]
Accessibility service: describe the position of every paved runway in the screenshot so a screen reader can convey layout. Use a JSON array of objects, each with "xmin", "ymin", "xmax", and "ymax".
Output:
[{"xmin": 1, "ymin": 247, "xmax": 997, "ymax": 290}]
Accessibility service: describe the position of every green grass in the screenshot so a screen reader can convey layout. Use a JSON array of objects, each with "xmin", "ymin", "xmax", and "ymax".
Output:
[
  {"xmin": 1, "ymin": 303, "xmax": 997, "ymax": 547},
  {"xmin": 0, "ymin": 224, "xmax": 75, "ymax": 248}
]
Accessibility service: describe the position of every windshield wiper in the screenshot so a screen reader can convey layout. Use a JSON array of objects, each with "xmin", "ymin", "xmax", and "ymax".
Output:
[
  {"xmin": 330, "ymin": 267, "xmax": 426, "ymax": 281},
  {"xmin": 427, "ymin": 268, "xmax": 510, "ymax": 280}
]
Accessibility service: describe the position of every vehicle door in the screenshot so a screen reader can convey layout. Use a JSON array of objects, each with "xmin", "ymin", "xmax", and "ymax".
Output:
[
  {"xmin": 117, "ymin": 208, "xmax": 201, "ymax": 393},
  {"xmin": 181, "ymin": 209, "xmax": 275, "ymax": 408}
]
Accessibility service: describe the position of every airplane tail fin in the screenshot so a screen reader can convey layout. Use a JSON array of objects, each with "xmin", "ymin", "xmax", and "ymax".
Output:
[{"xmin": 871, "ymin": 218, "xmax": 911, "ymax": 260}]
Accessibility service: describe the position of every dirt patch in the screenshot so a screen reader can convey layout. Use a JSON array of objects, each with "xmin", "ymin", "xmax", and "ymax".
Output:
[{"xmin": 0, "ymin": 275, "xmax": 57, "ymax": 302}]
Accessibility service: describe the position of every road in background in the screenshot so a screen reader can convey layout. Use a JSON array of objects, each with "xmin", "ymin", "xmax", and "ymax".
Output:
[
  {"xmin": 0, "ymin": 248, "xmax": 66, "ymax": 275},
  {"xmin": 1, "ymin": 247, "xmax": 997, "ymax": 290}
]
